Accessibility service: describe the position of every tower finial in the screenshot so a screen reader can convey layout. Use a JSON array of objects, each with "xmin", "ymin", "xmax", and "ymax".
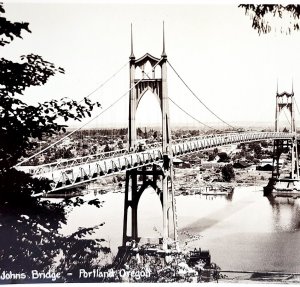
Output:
[
  {"xmin": 130, "ymin": 23, "xmax": 135, "ymax": 59},
  {"xmin": 162, "ymin": 21, "xmax": 167, "ymax": 57}
]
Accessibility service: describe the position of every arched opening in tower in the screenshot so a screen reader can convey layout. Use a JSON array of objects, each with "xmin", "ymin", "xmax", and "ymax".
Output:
[
  {"xmin": 137, "ymin": 186, "xmax": 163, "ymax": 241},
  {"xmin": 136, "ymin": 89, "xmax": 163, "ymax": 142}
]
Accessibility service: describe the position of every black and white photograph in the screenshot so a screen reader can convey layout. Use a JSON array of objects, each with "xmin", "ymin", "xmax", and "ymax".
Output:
[{"xmin": 1, "ymin": 0, "xmax": 300, "ymax": 284}]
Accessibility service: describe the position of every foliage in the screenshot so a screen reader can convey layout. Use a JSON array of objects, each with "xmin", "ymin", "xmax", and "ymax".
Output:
[
  {"xmin": 283, "ymin": 127, "xmax": 289, "ymax": 133},
  {"xmin": 56, "ymin": 221, "xmax": 110, "ymax": 281},
  {"xmin": 118, "ymin": 141, "xmax": 124, "ymax": 149},
  {"xmin": 245, "ymin": 153, "xmax": 254, "ymax": 162},
  {"xmin": 0, "ymin": 2, "xmax": 107, "ymax": 281},
  {"xmin": 104, "ymin": 144, "xmax": 111, "ymax": 152},
  {"xmin": 0, "ymin": 189, "xmax": 109, "ymax": 280},
  {"xmin": 221, "ymin": 164, "xmax": 235, "ymax": 182},
  {"xmin": 239, "ymin": 4, "xmax": 300, "ymax": 34},
  {"xmin": 75, "ymin": 128, "xmax": 128, "ymax": 138},
  {"xmin": 217, "ymin": 152, "xmax": 230, "ymax": 162},
  {"xmin": 208, "ymin": 155, "xmax": 214, "ymax": 161},
  {"xmin": 106, "ymin": 243, "xmax": 222, "ymax": 283},
  {"xmin": 0, "ymin": 4, "xmax": 30, "ymax": 46},
  {"xmin": 261, "ymin": 140, "xmax": 268, "ymax": 148},
  {"xmin": 248, "ymin": 142, "xmax": 262, "ymax": 158}
]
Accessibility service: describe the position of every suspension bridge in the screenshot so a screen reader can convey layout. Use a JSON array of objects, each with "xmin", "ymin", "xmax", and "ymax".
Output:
[{"xmin": 14, "ymin": 24, "xmax": 300, "ymax": 250}]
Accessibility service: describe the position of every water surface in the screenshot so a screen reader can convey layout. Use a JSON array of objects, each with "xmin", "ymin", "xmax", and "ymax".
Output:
[{"xmin": 59, "ymin": 186, "xmax": 300, "ymax": 272}]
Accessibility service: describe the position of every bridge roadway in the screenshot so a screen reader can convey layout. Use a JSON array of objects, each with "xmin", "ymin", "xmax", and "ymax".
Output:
[{"xmin": 17, "ymin": 132, "xmax": 295, "ymax": 193}]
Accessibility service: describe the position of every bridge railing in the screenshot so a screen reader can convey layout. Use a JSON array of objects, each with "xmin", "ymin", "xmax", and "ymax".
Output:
[
  {"xmin": 17, "ymin": 148, "xmax": 129, "ymax": 175},
  {"xmin": 45, "ymin": 149, "xmax": 164, "ymax": 192},
  {"xmin": 17, "ymin": 140, "xmax": 167, "ymax": 176},
  {"xmin": 171, "ymin": 132, "xmax": 294, "ymax": 156},
  {"xmin": 19, "ymin": 131, "xmax": 294, "ymax": 175},
  {"xmin": 19, "ymin": 131, "xmax": 297, "ymax": 193}
]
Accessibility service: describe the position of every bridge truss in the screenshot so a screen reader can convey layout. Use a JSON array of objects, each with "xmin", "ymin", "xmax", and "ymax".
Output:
[{"xmin": 18, "ymin": 132, "xmax": 293, "ymax": 194}]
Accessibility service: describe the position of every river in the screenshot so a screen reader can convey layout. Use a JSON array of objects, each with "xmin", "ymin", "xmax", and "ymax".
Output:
[{"xmin": 59, "ymin": 186, "xmax": 300, "ymax": 273}]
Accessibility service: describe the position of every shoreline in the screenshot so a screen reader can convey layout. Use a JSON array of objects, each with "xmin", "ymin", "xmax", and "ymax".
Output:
[{"xmin": 219, "ymin": 270, "xmax": 300, "ymax": 283}]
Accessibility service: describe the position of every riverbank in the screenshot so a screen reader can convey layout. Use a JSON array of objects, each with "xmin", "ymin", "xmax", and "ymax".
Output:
[
  {"xmin": 220, "ymin": 270, "xmax": 300, "ymax": 283},
  {"xmin": 235, "ymin": 167, "xmax": 271, "ymax": 186},
  {"xmin": 86, "ymin": 164, "xmax": 271, "ymax": 195}
]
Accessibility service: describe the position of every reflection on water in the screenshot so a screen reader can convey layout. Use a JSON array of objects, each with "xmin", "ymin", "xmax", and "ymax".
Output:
[
  {"xmin": 200, "ymin": 191, "xmax": 233, "ymax": 202},
  {"xmin": 266, "ymin": 195, "xmax": 300, "ymax": 232},
  {"xmin": 59, "ymin": 186, "xmax": 300, "ymax": 273}
]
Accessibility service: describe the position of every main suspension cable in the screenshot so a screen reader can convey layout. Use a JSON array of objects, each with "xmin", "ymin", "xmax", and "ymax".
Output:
[
  {"xmin": 78, "ymin": 61, "xmax": 129, "ymax": 104},
  {"xmin": 283, "ymin": 110, "xmax": 291, "ymax": 126},
  {"xmin": 14, "ymin": 59, "xmax": 162, "ymax": 167},
  {"xmin": 294, "ymin": 97, "xmax": 300, "ymax": 117},
  {"xmin": 169, "ymin": 97, "xmax": 215, "ymax": 130},
  {"xmin": 280, "ymin": 97, "xmax": 291, "ymax": 126},
  {"xmin": 25, "ymin": 61, "xmax": 129, "ymax": 158},
  {"xmin": 167, "ymin": 60, "xmax": 237, "ymax": 130}
]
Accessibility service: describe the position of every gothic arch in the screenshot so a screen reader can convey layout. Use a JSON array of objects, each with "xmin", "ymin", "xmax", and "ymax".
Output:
[{"xmin": 136, "ymin": 86, "xmax": 162, "ymax": 110}]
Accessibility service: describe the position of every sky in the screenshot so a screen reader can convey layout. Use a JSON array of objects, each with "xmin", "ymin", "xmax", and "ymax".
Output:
[{"xmin": 3, "ymin": 1, "xmax": 300, "ymax": 130}]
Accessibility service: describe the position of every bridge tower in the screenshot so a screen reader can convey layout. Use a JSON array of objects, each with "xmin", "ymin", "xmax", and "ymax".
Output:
[
  {"xmin": 272, "ymin": 86, "xmax": 299, "ymax": 180},
  {"xmin": 123, "ymin": 24, "xmax": 177, "ymax": 250}
]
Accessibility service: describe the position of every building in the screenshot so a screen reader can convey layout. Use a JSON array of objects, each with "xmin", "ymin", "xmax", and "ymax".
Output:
[{"xmin": 256, "ymin": 158, "xmax": 284, "ymax": 171}]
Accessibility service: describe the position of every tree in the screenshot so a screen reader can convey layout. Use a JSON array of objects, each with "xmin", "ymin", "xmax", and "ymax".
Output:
[
  {"xmin": 249, "ymin": 142, "xmax": 262, "ymax": 157},
  {"xmin": 117, "ymin": 141, "xmax": 124, "ymax": 149},
  {"xmin": 245, "ymin": 153, "xmax": 254, "ymax": 162},
  {"xmin": 283, "ymin": 127, "xmax": 289, "ymax": 133},
  {"xmin": 0, "ymin": 3, "xmax": 108, "ymax": 281},
  {"xmin": 208, "ymin": 153, "xmax": 216, "ymax": 161},
  {"xmin": 104, "ymin": 144, "xmax": 111, "ymax": 152},
  {"xmin": 221, "ymin": 164, "xmax": 235, "ymax": 182},
  {"xmin": 217, "ymin": 152, "xmax": 230, "ymax": 162},
  {"xmin": 232, "ymin": 153, "xmax": 242, "ymax": 162},
  {"xmin": 237, "ymin": 143, "xmax": 246, "ymax": 150},
  {"xmin": 239, "ymin": 5, "xmax": 300, "ymax": 35},
  {"xmin": 261, "ymin": 140, "xmax": 268, "ymax": 148},
  {"xmin": 137, "ymin": 127, "xmax": 143, "ymax": 138}
]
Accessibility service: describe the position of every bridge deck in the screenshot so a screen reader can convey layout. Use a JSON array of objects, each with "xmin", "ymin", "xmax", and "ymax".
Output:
[{"xmin": 17, "ymin": 132, "xmax": 295, "ymax": 194}]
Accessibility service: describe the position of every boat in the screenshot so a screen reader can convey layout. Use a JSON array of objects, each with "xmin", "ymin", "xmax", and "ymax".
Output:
[
  {"xmin": 201, "ymin": 185, "xmax": 233, "ymax": 196},
  {"xmin": 189, "ymin": 187, "xmax": 202, "ymax": 194}
]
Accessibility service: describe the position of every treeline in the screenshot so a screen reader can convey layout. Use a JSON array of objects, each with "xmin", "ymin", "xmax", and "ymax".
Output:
[
  {"xmin": 72, "ymin": 127, "xmax": 159, "ymax": 139},
  {"xmin": 73, "ymin": 128, "xmax": 128, "ymax": 138}
]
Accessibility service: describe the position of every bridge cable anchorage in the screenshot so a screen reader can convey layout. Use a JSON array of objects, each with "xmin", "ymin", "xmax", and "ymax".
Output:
[
  {"xmin": 167, "ymin": 60, "xmax": 237, "ymax": 130},
  {"xmin": 13, "ymin": 59, "xmax": 163, "ymax": 168},
  {"xmin": 169, "ymin": 97, "xmax": 215, "ymax": 130}
]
